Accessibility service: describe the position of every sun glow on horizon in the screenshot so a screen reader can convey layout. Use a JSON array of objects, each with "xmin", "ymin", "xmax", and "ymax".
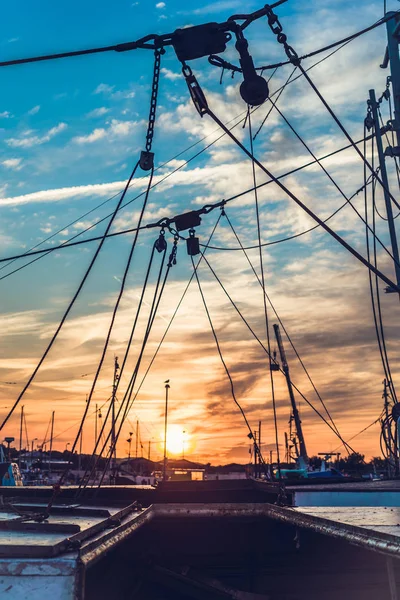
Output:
[{"xmin": 162, "ymin": 425, "xmax": 191, "ymax": 456}]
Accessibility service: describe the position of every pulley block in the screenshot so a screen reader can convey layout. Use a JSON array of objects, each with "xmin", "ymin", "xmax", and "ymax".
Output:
[
  {"xmin": 155, "ymin": 231, "xmax": 167, "ymax": 253},
  {"xmin": 140, "ymin": 150, "xmax": 154, "ymax": 171},
  {"xmin": 172, "ymin": 23, "xmax": 230, "ymax": 62},
  {"xmin": 174, "ymin": 210, "xmax": 202, "ymax": 232},
  {"xmin": 186, "ymin": 229, "xmax": 200, "ymax": 256},
  {"xmin": 235, "ymin": 36, "xmax": 269, "ymax": 106}
]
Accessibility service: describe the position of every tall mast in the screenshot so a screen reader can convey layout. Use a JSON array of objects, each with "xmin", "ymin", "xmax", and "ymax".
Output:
[
  {"xmin": 379, "ymin": 12, "xmax": 400, "ymax": 290},
  {"xmin": 19, "ymin": 405, "xmax": 24, "ymax": 465},
  {"xmin": 135, "ymin": 420, "xmax": 139, "ymax": 459},
  {"xmin": 95, "ymin": 403, "xmax": 98, "ymax": 448},
  {"xmin": 49, "ymin": 410, "xmax": 55, "ymax": 474},
  {"xmin": 368, "ymin": 88, "xmax": 400, "ymax": 288},
  {"xmin": 163, "ymin": 381, "xmax": 170, "ymax": 482},
  {"xmin": 382, "ymin": 12, "xmax": 400, "ymax": 150},
  {"xmin": 111, "ymin": 357, "xmax": 120, "ymax": 473},
  {"xmin": 273, "ymin": 324, "xmax": 308, "ymax": 464}
]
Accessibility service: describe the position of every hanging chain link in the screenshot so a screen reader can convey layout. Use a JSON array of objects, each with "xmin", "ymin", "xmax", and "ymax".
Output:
[
  {"xmin": 146, "ymin": 48, "xmax": 164, "ymax": 152},
  {"xmin": 264, "ymin": 5, "xmax": 300, "ymax": 66},
  {"xmin": 140, "ymin": 47, "xmax": 164, "ymax": 170},
  {"xmin": 167, "ymin": 235, "xmax": 179, "ymax": 267}
]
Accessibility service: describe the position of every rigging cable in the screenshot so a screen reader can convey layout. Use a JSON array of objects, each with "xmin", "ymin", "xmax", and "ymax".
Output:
[
  {"xmin": 249, "ymin": 12, "xmax": 399, "ymax": 72},
  {"xmin": 0, "ymin": 158, "xmax": 141, "ymax": 432},
  {"xmin": 248, "ymin": 109, "xmax": 281, "ymax": 481},
  {"xmin": 0, "ymin": 11, "xmax": 394, "ymax": 70},
  {"xmin": 198, "ymin": 251, "xmax": 360, "ymax": 453},
  {"xmin": 77, "ymin": 235, "xmax": 166, "ymax": 491},
  {"xmin": 191, "ymin": 254, "xmax": 269, "ymax": 478},
  {"xmin": 122, "ymin": 213, "xmax": 224, "ymax": 415},
  {"xmin": 363, "ymin": 119, "xmax": 398, "ymax": 404},
  {"xmin": 377, "ymin": 102, "xmax": 400, "ymax": 214},
  {"xmin": 0, "ymin": 23, "xmax": 381, "ymax": 281},
  {"xmin": 0, "ymin": 110, "xmax": 250, "ymax": 282},
  {"xmin": 56, "ymin": 43, "xmax": 164, "ymax": 493},
  {"xmin": 39, "ymin": 47, "xmax": 164, "ymax": 516},
  {"xmin": 202, "ymin": 171, "xmax": 376, "ymax": 251},
  {"xmin": 269, "ymin": 99, "xmax": 400, "ymax": 268},
  {"xmin": 263, "ymin": 7, "xmax": 400, "ymax": 214},
  {"xmin": 93, "ymin": 237, "xmax": 179, "ymax": 493},
  {"xmin": 333, "ymin": 411, "xmax": 384, "ymax": 452},
  {"xmin": 222, "ymin": 209, "xmax": 349, "ymax": 452},
  {"xmin": 179, "ymin": 64, "xmax": 400, "ymax": 292},
  {"xmin": 0, "ymin": 49, "xmax": 378, "ymax": 278},
  {"xmin": 57, "ymin": 160, "xmax": 153, "ymax": 490},
  {"xmin": 253, "ymin": 66, "xmax": 297, "ymax": 140},
  {"xmin": 0, "ymin": 134, "xmax": 377, "ymax": 266}
]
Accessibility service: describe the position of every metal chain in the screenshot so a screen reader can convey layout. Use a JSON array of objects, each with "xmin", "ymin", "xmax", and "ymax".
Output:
[
  {"xmin": 264, "ymin": 5, "xmax": 300, "ymax": 66},
  {"xmin": 167, "ymin": 235, "xmax": 179, "ymax": 267},
  {"xmin": 145, "ymin": 48, "xmax": 164, "ymax": 152}
]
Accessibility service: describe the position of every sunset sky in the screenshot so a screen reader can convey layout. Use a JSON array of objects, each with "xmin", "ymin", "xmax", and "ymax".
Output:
[{"xmin": 0, "ymin": 0, "xmax": 399, "ymax": 465}]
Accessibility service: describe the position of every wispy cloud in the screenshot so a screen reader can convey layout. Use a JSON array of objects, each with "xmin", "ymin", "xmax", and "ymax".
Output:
[
  {"xmin": 183, "ymin": 0, "xmax": 242, "ymax": 15},
  {"xmin": 0, "ymin": 111, "xmax": 12, "ymax": 118},
  {"xmin": 86, "ymin": 107, "xmax": 109, "ymax": 118},
  {"xmin": 94, "ymin": 83, "xmax": 115, "ymax": 94},
  {"xmin": 6, "ymin": 122, "xmax": 68, "ymax": 148},
  {"xmin": 72, "ymin": 119, "xmax": 139, "ymax": 144},
  {"xmin": 2, "ymin": 158, "xmax": 22, "ymax": 171},
  {"xmin": 73, "ymin": 128, "xmax": 107, "ymax": 144},
  {"xmin": 27, "ymin": 105, "xmax": 40, "ymax": 116},
  {"xmin": 160, "ymin": 67, "xmax": 180, "ymax": 81}
]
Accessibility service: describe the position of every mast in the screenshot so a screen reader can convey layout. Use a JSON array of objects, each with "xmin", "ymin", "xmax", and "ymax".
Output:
[
  {"xmin": 253, "ymin": 429, "xmax": 257, "ymax": 478},
  {"xmin": 163, "ymin": 380, "xmax": 170, "ymax": 482},
  {"xmin": 95, "ymin": 403, "xmax": 98, "ymax": 448},
  {"xmin": 135, "ymin": 420, "xmax": 139, "ymax": 459},
  {"xmin": 284, "ymin": 431, "xmax": 289, "ymax": 464},
  {"xmin": 49, "ymin": 410, "xmax": 55, "ymax": 474},
  {"xmin": 368, "ymin": 88, "xmax": 400, "ymax": 288},
  {"xmin": 19, "ymin": 405, "xmax": 24, "ymax": 465},
  {"xmin": 111, "ymin": 357, "xmax": 119, "ymax": 474},
  {"xmin": 273, "ymin": 324, "xmax": 308, "ymax": 465},
  {"xmin": 382, "ymin": 12, "xmax": 400, "ymax": 150}
]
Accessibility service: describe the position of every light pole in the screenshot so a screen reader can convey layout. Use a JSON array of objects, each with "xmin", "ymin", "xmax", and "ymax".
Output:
[
  {"xmin": 163, "ymin": 380, "xmax": 170, "ymax": 482},
  {"xmin": 182, "ymin": 430, "xmax": 186, "ymax": 460},
  {"xmin": 127, "ymin": 432, "xmax": 133, "ymax": 459}
]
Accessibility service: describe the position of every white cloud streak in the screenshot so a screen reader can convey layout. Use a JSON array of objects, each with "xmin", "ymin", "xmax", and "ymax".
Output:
[
  {"xmin": 2, "ymin": 158, "xmax": 22, "ymax": 171},
  {"xmin": 6, "ymin": 123, "xmax": 68, "ymax": 148}
]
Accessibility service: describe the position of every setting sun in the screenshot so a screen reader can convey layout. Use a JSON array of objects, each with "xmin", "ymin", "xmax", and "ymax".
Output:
[{"xmin": 163, "ymin": 425, "xmax": 190, "ymax": 456}]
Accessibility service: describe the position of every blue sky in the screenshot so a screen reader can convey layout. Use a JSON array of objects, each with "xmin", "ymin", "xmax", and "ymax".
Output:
[{"xmin": 0, "ymin": 0, "xmax": 400, "ymax": 463}]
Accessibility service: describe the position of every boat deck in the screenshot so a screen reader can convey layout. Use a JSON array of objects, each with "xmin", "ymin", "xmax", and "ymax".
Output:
[
  {"xmin": 295, "ymin": 506, "xmax": 400, "ymax": 540},
  {"xmin": 0, "ymin": 501, "xmax": 149, "ymax": 559}
]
